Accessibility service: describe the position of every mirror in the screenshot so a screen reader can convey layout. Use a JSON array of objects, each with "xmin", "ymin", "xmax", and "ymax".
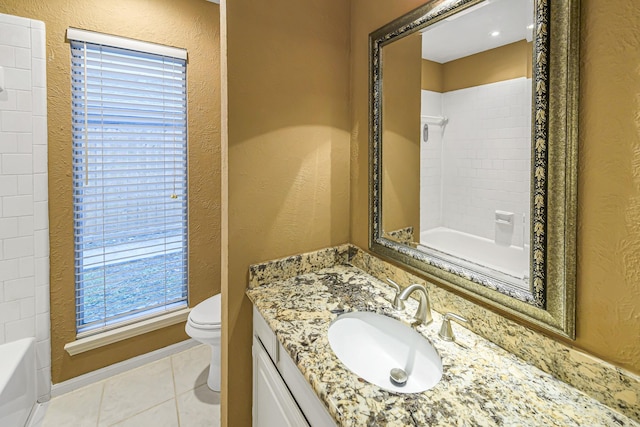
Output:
[{"xmin": 370, "ymin": 0, "xmax": 578, "ymax": 338}]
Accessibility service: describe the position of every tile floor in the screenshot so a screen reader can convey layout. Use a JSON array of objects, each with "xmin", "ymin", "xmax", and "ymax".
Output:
[{"xmin": 37, "ymin": 344, "xmax": 219, "ymax": 427}]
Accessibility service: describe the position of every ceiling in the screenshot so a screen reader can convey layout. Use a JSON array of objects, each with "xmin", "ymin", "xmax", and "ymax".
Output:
[{"xmin": 421, "ymin": 0, "xmax": 534, "ymax": 63}]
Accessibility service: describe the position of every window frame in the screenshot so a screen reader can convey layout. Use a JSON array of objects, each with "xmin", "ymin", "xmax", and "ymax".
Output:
[{"xmin": 68, "ymin": 28, "xmax": 189, "ymax": 337}]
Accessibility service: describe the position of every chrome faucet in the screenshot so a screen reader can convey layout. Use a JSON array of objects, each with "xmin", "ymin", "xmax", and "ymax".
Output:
[{"xmin": 396, "ymin": 284, "xmax": 433, "ymax": 325}]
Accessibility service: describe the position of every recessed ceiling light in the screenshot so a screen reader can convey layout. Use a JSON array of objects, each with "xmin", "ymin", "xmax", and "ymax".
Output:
[
  {"xmin": 490, "ymin": 31, "xmax": 500, "ymax": 37},
  {"xmin": 527, "ymin": 24, "xmax": 534, "ymax": 30}
]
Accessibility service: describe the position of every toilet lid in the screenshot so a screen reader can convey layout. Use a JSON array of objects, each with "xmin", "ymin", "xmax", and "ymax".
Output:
[{"xmin": 189, "ymin": 294, "xmax": 221, "ymax": 327}]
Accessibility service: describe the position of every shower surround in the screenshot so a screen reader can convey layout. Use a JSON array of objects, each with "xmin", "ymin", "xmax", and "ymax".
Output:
[
  {"xmin": 420, "ymin": 77, "xmax": 532, "ymax": 247},
  {"xmin": 0, "ymin": 12, "xmax": 50, "ymax": 401}
]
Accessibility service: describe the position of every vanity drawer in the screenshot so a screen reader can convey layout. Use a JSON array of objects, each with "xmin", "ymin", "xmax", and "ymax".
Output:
[{"xmin": 253, "ymin": 307, "xmax": 279, "ymax": 362}]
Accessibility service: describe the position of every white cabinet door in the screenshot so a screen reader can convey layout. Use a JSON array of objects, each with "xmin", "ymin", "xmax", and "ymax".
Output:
[{"xmin": 253, "ymin": 336, "xmax": 309, "ymax": 427}]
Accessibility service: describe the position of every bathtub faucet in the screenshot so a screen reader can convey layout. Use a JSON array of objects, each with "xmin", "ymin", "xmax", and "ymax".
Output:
[{"xmin": 396, "ymin": 284, "xmax": 433, "ymax": 326}]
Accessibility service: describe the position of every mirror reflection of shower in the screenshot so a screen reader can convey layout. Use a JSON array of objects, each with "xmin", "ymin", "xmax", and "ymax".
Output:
[{"xmin": 418, "ymin": 0, "xmax": 533, "ymax": 291}]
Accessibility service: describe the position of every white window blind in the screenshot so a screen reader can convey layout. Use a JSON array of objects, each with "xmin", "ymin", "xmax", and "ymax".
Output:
[{"xmin": 70, "ymin": 33, "xmax": 188, "ymax": 336}]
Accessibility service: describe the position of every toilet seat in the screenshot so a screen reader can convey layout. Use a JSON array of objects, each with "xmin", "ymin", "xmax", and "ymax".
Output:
[{"xmin": 188, "ymin": 294, "xmax": 221, "ymax": 329}]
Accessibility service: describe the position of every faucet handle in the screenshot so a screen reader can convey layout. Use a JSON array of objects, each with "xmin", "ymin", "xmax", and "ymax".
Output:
[
  {"xmin": 438, "ymin": 313, "xmax": 469, "ymax": 341},
  {"xmin": 386, "ymin": 278, "xmax": 405, "ymax": 310}
]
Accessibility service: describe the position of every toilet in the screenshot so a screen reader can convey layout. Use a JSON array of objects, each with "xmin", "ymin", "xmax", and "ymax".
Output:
[{"xmin": 185, "ymin": 293, "xmax": 221, "ymax": 391}]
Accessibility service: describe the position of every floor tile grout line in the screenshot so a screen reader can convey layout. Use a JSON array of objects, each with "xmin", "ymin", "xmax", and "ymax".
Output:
[
  {"xmin": 170, "ymin": 352, "xmax": 182, "ymax": 426},
  {"xmin": 173, "ymin": 396, "xmax": 181, "ymax": 427},
  {"xmin": 98, "ymin": 357, "xmax": 175, "ymax": 426},
  {"xmin": 109, "ymin": 398, "xmax": 177, "ymax": 427},
  {"xmin": 95, "ymin": 381, "xmax": 106, "ymax": 427},
  {"xmin": 170, "ymin": 352, "xmax": 178, "ymax": 397}
]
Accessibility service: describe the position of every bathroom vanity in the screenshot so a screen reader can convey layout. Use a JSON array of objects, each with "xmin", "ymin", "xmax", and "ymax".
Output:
[
  {"xmin": 247, "ymin": 246, "xmax": 639, "ymax": 426},
  {"xmin": 253, "ymin": 307, "xmax": 336, "ymax": 426}
]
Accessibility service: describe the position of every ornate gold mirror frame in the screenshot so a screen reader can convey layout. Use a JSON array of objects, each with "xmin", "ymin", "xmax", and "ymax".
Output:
[{"xmin": 369, "ymin": 0, "xmax": 579, "ymax": 338}]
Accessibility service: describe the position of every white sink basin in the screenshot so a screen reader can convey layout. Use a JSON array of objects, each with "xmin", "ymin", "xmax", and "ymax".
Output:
[{"xmin": 328, "ymin": 311, "xmax": 442, "ymax": 393}]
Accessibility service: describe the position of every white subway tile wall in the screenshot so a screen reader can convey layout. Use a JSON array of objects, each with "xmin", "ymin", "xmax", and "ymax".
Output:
[
  {"xmin": 0, "ymin": 12, "xmax": 50, "ymax": 401},
  {"xmin": 421, "ymin": 78, "xmax": 532, "ymax": 247}
]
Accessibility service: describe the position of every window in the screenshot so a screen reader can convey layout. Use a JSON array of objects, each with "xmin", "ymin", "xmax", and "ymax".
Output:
[{"xmin": 69, "ymin": 29, "xmax": 188, "ymax": 336}]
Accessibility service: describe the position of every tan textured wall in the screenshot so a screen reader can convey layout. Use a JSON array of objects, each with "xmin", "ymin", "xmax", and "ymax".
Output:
[
  {"xmin": 0, "ymin": 0, "xmax": 221, "ymax": 383},
  {"xmin": 421, "ymin": 58, "xmax": 444, "ymax": 92},
  {"xmin": 351, "ymin": 0, "xmax": 640, "ymax": 374},
  {"xmin": 381, "ymin": 33, "xmax": 421, "ymax": 235},
  {"xmin": 422, "ymin": 41, "xmax": 533, "ymax": 92},
  {"xmin": 224, "ymin": 0, "xmax": 351, "ymax": 425},
  {"xmin": 576, "ymin": 0, "xmax": 640, "ymax": 373},
  {"xmin": 442, "ymin": 40, "xmax": 532, "ymax": 92}
]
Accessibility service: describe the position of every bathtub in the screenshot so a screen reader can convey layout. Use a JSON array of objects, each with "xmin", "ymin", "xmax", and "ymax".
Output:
[
  {"xmin": 0, "ymin": 338, "xmax": 36, "ymax": 427},
  {"xmin": 419, "ymin": 227, "xmax": 529, "ymax": 290}
]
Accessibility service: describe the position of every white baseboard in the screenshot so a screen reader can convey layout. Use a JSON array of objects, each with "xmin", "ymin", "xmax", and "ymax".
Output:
[{"xmin": 51, "ymin": 339, "xmax": 199, "ymax": 398}]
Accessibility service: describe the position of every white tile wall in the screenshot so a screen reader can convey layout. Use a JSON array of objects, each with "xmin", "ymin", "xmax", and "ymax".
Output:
[
  {"xmin": 421, "ymin": 78, "xmax": 532, "ymax": 247},
  {"xmin": 0, "ymin": 12, "xmax": 50, "ymax": 401}
]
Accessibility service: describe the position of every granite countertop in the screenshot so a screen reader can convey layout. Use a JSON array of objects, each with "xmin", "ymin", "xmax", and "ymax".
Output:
[{"xmin": 246, "ymin": 264, "xmax": 638, "ymax": 427}]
